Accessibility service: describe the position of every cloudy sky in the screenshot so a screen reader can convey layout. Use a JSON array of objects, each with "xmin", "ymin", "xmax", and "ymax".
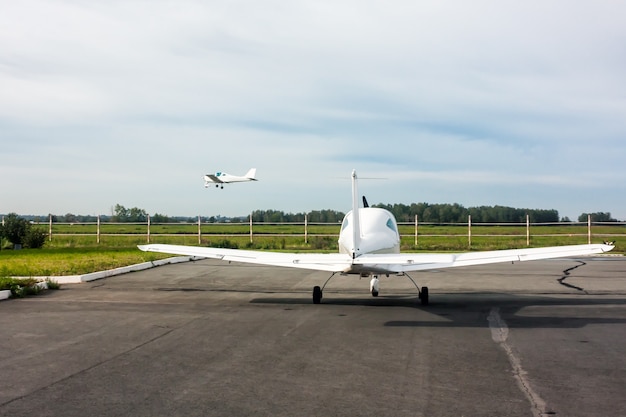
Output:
[{"xmin": 2, "ymin": 0, "xmax": 625, "ymax": 220}]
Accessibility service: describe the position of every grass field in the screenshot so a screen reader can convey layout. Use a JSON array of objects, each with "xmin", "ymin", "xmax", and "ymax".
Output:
[
  {"xmin": 1, "ymin": 222, "xmax": 622, "ymax": 277},
  {"xmin": 0, "ymin": 248, "xmax": 172, "ymax": 277}
]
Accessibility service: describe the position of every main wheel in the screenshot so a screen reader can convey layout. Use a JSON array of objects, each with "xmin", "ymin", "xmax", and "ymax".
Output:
[
  {"xmin": 419, "ymin": 286, "xmax": 429, "ymax": 306},
  {"xmin": 313, "ymin": 286, "xmax": 322, "ymax": 304}
]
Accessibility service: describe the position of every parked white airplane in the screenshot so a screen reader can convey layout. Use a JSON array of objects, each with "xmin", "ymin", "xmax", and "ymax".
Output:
[
  {"xmin": 141, "ymin": 170, "xmax": 614, "ymax": 305},
  {"xmin": 204, "ymin": 168, "xmax": 257, "ymax": 189}
]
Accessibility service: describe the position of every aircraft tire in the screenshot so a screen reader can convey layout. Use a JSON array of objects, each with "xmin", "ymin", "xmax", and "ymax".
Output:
[
  {"xmin": 313, "ymin": 286, "xmax": 322, "ymax": 304},
  {"xmin": 371, "ymin": 291, "xmax": 379, "ymax": 297}
]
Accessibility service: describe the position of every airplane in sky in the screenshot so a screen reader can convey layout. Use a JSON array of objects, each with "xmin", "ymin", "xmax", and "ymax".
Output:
[
  {"xmin": 141, "ymin": 170, "xmax": 614, "ymax": 305},
  {"xmin": 203, "ymin": 168, "xmax": 257, "ymax": 189}
]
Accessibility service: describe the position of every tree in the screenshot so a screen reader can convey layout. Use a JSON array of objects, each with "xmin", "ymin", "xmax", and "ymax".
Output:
[
  {"xmin": 112, "ymin": 204, "xmax": 128, "ymax": 222},
  {"xmin": 151, "ymin": 213, "xmax": 171, "ymax": 223},
  {"xmin": 63, "ymin": 213, "xmax": 78, "ymax": 223},
  {"xmin": 578, "ymin": 212, "xmax": 616, "ymax": 222},
  {"xmin": 127, "ymin": 207, "xmax": 148, "ymax": 222},
  {"xmin": 308, "ymin": 210, "xmax": 344, "ymax": 223},
  {"xmin": 112, "ymin": 204, "xmax": 148, "ymax": 222},
  {"xmin": 1, "ymin": 213, "xmax": 29, "ymax": 246},
  {"xmin": 0, "ymin": 213, "xmax": 47, "ymax": 249},
  {"xmin": 23, "ymin": 227, "xmax": 47, "ymax": 249}
]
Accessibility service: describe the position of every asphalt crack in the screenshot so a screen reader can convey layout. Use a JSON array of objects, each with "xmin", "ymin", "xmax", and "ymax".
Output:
[{"xmin": 557, "ymin": 261, "xmax": 587, "ymax": 293}]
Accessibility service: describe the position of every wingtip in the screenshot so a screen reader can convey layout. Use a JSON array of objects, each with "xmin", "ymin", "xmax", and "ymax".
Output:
[
  {"xmin": 603, "ymin": 243, "xmax": 616, "ymax": 252},
  {"xmin": 593, "ymin": 242, "xmax": 615, "ymax": 253}
]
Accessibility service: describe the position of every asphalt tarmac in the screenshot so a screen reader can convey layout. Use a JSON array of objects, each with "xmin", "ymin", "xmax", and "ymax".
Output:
[{"xmin": 1, "ymin": 256, "xmax": 625, "ymax": 417}]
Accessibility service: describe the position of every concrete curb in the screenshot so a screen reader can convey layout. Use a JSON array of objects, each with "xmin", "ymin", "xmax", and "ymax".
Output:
[
  {"xmin": 51, "ymin": 256, "xmax": 199, "ymax": 284},
  {"xmin": 0, "ymin": 282, "xmax": 48, "ymax": 300},
  {"xmin": 1, "ymin": 256, "xmax": 200, "ymax": 301}
]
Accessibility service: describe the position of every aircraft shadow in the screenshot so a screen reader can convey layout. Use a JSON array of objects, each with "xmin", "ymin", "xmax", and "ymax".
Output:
[
  {"xmin": 250, "ymin": 294, "xmax": 420, "ymax": 307},
  {"xmin": 250, "ymin": 292, "xmax": 626, "ymax": 329}
]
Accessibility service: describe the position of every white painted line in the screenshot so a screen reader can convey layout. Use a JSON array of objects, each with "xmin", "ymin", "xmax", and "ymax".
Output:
[{"xmin": 487, "ymin": 308, "xmax": 548, "ymax": 417}]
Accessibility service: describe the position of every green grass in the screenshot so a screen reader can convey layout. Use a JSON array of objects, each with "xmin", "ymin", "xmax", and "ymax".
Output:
[
  {"xmin": 0, "ymin": 276, "xmax": 43, "ymax": 297},
  {"xmin": 0, "ymin": 248, "xmax": 172, "ymax": 276},
  {"xmin": 0, "ymin": 238, "xmax": 335, "ymax": 277}
]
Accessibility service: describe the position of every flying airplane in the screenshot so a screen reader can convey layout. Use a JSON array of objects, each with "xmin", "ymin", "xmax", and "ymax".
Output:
[
  {"xmin": 203, "ymin": 168, "xmax": 258, "ymax": 189},
  {"xmin": 141, "ymin": 170, "xmax": 614, "ymax": 305}
]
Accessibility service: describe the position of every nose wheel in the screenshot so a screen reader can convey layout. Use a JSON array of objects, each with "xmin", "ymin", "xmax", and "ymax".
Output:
[{"xmin": 370, "ymin": 276, "xmax": 380, "ymax": 297}]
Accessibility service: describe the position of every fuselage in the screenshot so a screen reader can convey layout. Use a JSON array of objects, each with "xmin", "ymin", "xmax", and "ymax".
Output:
[
  {"xmin": 204, "ymin": 172, "xmax": 246, "ymax": 183},
  {"xmin": 203, "ymin": 169, "xmax": 257, "ymax": 186},
  {"xmin": 338, "ymin": 207, "xmax": 400, "ymax": 257}
]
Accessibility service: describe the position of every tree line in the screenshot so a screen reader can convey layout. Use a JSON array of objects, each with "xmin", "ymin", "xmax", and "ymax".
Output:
[
  {"xmin": 251, "ymin": 205, "xmax": 619, "ymax": 224},
  {"xmin": 376, "ymin": 203, "xmax": 561, "ymax": 223},
  {"xmin": 6, "ymin": 204, "xmax": 620, "ymax": 226}
]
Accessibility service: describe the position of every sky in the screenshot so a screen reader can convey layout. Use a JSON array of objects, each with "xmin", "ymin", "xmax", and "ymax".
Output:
[{"xmin": 1, "ymin": 0, "xmax": 625, "ymax": 220}]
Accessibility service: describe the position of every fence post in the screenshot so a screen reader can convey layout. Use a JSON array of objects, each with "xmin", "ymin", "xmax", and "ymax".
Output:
[
  {"xmin": 147, "ymin": 215, "xmax": 151, "ymax": 243},
  {"xmin": 49, "ymin": 214, "xmax": 53, "ymax": 241},
  {"xmin": 198, "ymin": 215, "xmax": 202, "ymax": 244},
  {"xmin": 249, "ymin": 213, "xmax": 253, "ymax": 243},
  {"xmin": 414, "ymin": 215, "xmax": 418, "ymax": 246},
  {"xmin": 526, "ymin": 214, "xmax": 530, "ymax": 246},
  {"xmin": 97, "ymin": 215, "xmax": 101, "ymax": 244},
  {"xmin": 468, "ymin": 215, "xmax": 472, "ymax": 248},
  {"xmin": 305, "ymin": 213, "xmax": 308, "ymax": 244},
  {"xmin": 588, "ymin": 214, "xmax": 591, "ymax": 244}
]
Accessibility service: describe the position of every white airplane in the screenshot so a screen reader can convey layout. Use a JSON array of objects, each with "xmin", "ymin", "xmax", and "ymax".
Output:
[
  {"xmin": 141, "ymin": 170, "xmax": 614, "ymax": 305},
  {"xmin": 203, "ymin": 168, "xmax": 257, "ymax": 189}
]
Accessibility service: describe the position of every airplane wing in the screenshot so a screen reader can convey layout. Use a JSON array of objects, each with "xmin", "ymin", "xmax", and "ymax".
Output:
[
  {"xmin": 138, "ymin": 244, "xmax": 353, "ymax": 272},
  {"xmin": 205, "ymin": 174, "xmax": 224, "ymax": 184},
  {"xmin": 138, "ymin": 243, "xmax": 613, "ymax": 274},
  {"xmin": 351, "ymin": 243, "xmax": 614, "ymax": 273}
]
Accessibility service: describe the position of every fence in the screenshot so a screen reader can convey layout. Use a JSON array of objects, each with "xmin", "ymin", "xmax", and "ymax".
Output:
[{"xmin": 36, "ymin": 214, "xmax": 625, "ymax": 248}]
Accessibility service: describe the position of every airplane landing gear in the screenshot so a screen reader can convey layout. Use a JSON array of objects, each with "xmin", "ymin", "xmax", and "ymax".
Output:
[
  {"xmin": 419, "ymin": 286, "xmax": 429, "ymax": 306},
  {"xmin": 404, "ymin": 272, "xmax": 429, "ymax": 306},
  {"xmin": 310, "ymin": 272, "xmax": 430, "ymax": 305},
  {"xmin": 370, "ymin": 276, "xmax": 380, "ymax": 297},
  {"xmin": 313, "ymin": 286, "xmax": 322, "ymax": 304},
  {"xmin": 312, "ymin": 272, "xmax": 339, "ymax": 304}
]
